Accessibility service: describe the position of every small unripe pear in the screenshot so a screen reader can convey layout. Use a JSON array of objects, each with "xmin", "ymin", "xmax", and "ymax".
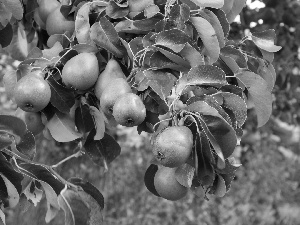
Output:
[
  {"xmin": 100, "ymin": 78, "xmax": 132, "ymax": 116},
  {"xmin": 152, "ymin": 126, "xmax": 193, "ymax": 168},
  {"xmin": 113, "ymin": 93, "xmax": 146, "ymax": 127},
  {"xmin": 94, "ymin": 59, "xmax": 126, "ymax": 99},
  {"xmin": 154, "ymin": 167, "xmax": 188, "ymax": 201},
  {"xmin": 62, "ymin": 53, "xmax": 99, "ymax": 90}
]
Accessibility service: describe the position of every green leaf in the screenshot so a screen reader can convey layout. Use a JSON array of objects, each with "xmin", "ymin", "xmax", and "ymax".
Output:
[
  {"xmin": 0, "ymin": 174, "xmax": 19, "ymax": 208},
  {"xmin": 257, "ymin": 59, "xmax": 276, "ymax": 92},
  {"xmin": 209, "ymin": 8, "xmax": 230, "ymax": 38},
  {"xmin": 68, "ymin": 177, "xmax": 105, "ymax": 209},
  {"xmin": 236, "ymin": 71, "xmax": 272, "ymax": 127},
  {"xmin": 148, "ymin": 51, "xmax": 187, "ymax": 71},
  {"xmin": 221, "ymin": 0, "xmax": 234, "ymax": 14},
  {"xmin": 0, "ymin": 23, "xmax": 13, "ymax": 48},
  {"xmin": 176, "ymin": 65, "xmax": 227, "ymax": 95},
  {"xmin": 0, "ymin": 115, "xmax": 27, "ymax": 138},
  {"xmin": 89, "ymin": 106, "xmax": 105, "ymax": 140},
  {"xmin": 175, "ymin": 163, "xmax": 195, "ymax": 188},
  {"xmin": 90, "ymin": 17, "xmax": 127, "ymax": 57},
  {"xmin": 226, "ymin": 0, "xmax": 246, "ymax": 23},
  {"xmin": 2, "ymin": 69, "xmax": 17, "ymax": 99},
  {"xmin": 220, "ymin": 46, "xmax": 247, "ymax": 68},
  {"xmin": 144, "ymin": 164, "xmax": 160, "ymax": 197},
  {"xmin": 144, "ymin": 4, "xmax": 160, "ymax": 18},
  {"xmin": 75, "ymin": 2, "xmax": 93, "ymax": 45},
  {"xmin": 75, "ymin": 104, "xmax": 95, "ymax": 134},
  {"xmin": 47, "ymin": 34, "xmax": 71, "ymax": 49},
  {"xmin": 189, "ymin": 0, "xmax": 224, "ymax": 8},
  {"xmin": 0, "ymin": 133, "xmax": 12, "ymax": 151},
  {"xmin": 190, "ymin": 17, "xmax": 220, "ymax": 64},
  {"xmin": 199, "ymin": 9, "xmax": 225, "ymax": 48},
  {"xmin": 6, "ymin": 24, "xmax": 28, "ymax": 61},
  {"xmin": 84, "ymin": 130, "xmax": 121, "ymax": 167},
  {"xmin": 179, "ymin": 43, "xmax": 204, "ymax": 67},
  {"xmin": 106, "ymin": 0, "xmax": 129, "ymax": 19},
  {"xmin": 23, "ymin": 180, "xmax": 43, "ymax": 207},
  {"xmin": 169, "ymin": 3, "xmax": 190, "ymax": 23},
  {"xmin": 47, "ymin": 76, "xmax": 76, "ymax": 114},
  {"xmin": 137, "ymin": 110, "xmax": 159, "ymax": 134},
  {"xmin": 0, "ymin": 209, "xmax": 5, "ymax": 225},
  {"xmin": 155, "ymin": 29, "xmax": 190, "ymax": 53},
  {"xmin": 3, "ymin": 0, "xmax": 23, "ymax": 20},
  {"xmin": 0, "ymin": 2, "xmax": 12, "ymax": 28},
  {"xmin": 136, "ymin": 69, "xmax": 177, "ymax": 101},
  {"xmin": 46, "ymin": 111, "xmax": 82, "ymax": 142},
  {"xmin": 210, "ymin": 174, "xmax": 226, "ymax": 197},
  {"xmin": 58, "ymin": 186, "xmax": 103, "ymax": 225},
  {"xmin": 15, "ymin": 130, "xmax": 36, "ymax": 160},
  {"xmin": 42, "ymin": 42, "xmax": 63, "ymax": 60},
  {"xmin": 250, "ymin": 29, "xmax": 282, "ymax": 53}
]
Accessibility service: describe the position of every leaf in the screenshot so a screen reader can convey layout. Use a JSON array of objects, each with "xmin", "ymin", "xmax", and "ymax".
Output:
[
  {"xmin": 137, "ymin": 110, "xmax": 159, "ymax": 134},
  {"xmin": 250, "ymin": 29, "xmax": 282, "ymax": 53},
  {"xmin": 68, "ymin": 177, "xmax": 104, "ymax": 209},
  {"xmin": 210, "ymin": 174, "xmax": 226, "ymax": 197},
  {"xmin": 176, "ymin": 65, "xmax": 227, "ymax": 95},
  {"xmin": 89, "ymin": 106, "xmax": 105, "ymax": 140},
  {"xmin": 221, "ymin": 0, "xmax": 234, "ymax": 14},
  {"xmin": 71, "ymin": 43, "xmax": 98, "ymax": 53},
  {"xmin": 169, "ymin": 3, "xmax": 190, "ymax": 23},
  {"xmin": 189, "ymin": 0, "xmax": 224, "ymax": 8},
  {"xmin": 209, "ymin": 8, "xmax": 230, "ymax": 38},
  {"xmin": 136, "ymin": 69, "xmax": 177, "ymax": 101},
  {"xmin": 6, "ymin": 24, "xmax": 28, "ymax": 61},
  {"xmin": 2, "ymin": 69, "xmax": 17, "ymax": 99},
  {"xmin": 0, "ymin": 2, "xmax": 12, "ymax": 28},
  {"xmin": 74, "ymin": 104, "xmax": 95, "ymax": 134},
  {"xmin": 144, "ymin": 164, "xmax": 160, "ymax": 197},
  {"xmin": 133, "ymin": 13, "xmax": 164, "ymax": 31},
  {"xmin": 175, "ymin": 164, "xmax": 195, "ymax": 188},
  {"xmin": 15, "ymin": 130, "xmax": 36, "ymax": 160},
  {"xmin": 212, "ymin": 92, "xmax": 247, "ymax": 128},
  {"xmin": 257, "ymin": 59, "xmax": 276, "ymax": 92},
  {"xmin": 47, "ymin": 34, "xmax": 71, "ymax": 49},
  {"xmin": 143, "ymin": 90, "xmax": 169, "ymax": 115},
  {"xmin": 190, "ymin": 17, "xmax": 220, "ymax": 64},
  {"xmin": 144, "ymin": 4, "xmax": 160, "ymax": 18},
  {"xmin": 106, "ymin": 0, "xmax": 129, "ymax": 19},
  {"xmin": 23, "ymin": 180, "xmax": 43, "ymax": 207},
  {"xmin": 236, "ymin": 71, "xmax": 272, "ymax": 127},
  {"xmin": 199, "ymin": 9, "xmax": 225, "ymax": 48},
  {"xmin": 0, "ymin": 209, "xmax": 5, "ymax": 225},
  {"xmin": 90, "ymin": 17, "xmax": 127, "ymax": 57},
  {"xmin": 0, "ymin": 174, "xmax": 19, "ymax": 208},
  {"xmin": 220, "ymin": 46, "xmax": 247, "ymax": 68},
  {"xmin": 0, "ymin": 115, "xmax": 27, "ymax": 139},
  {"xmin": 0, "ymin": 23, "xmax": 13, "ymax": 48},
  {"xmin": 3, "ymin": 0, "xmax": 23, "ymax": 20},
  {"xmin": 46, "ymin": 111, "xmax": 82, "ymax": 142},
  {"xmin": 58, "ymin": 186, "xmax": 103, "ymax": 225},
  {"xmin": 84, "ymin": 130, "xmax": 121, "ymax": 167},
  {"xmin": 155, "ymin": 29, "xmax": 190, "ymax": 53},
  {"xmin": 42, "ymin": 42, "xmax": 63, "ymax": 60},
  {"xmin": 0, "ymin": 133, "xmax": 12, "ymax": 151},
  {"xmin": 226, "ymin": 0, "xmax": 246, "ymax": 23},
  {"xmin": 47, "ymin": 76, "xmax": 76, "ymax": 114},
  {"xmin": 75, "ymin": 2, "xmax": 93, "ymax": 45},
  {"xmin": 147, "ymin": 51, "xmax": 187, "ymax": 71},
  {"xmin": 179, "ymin": 43, "xmax": 204, "ymax": 67}
]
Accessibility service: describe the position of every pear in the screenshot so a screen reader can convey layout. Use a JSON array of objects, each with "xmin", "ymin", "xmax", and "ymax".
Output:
[
  {"xmin": 94, "ymin": 59, "xmax": 126, "ymax": 100},
  {"xmin": 46, "ymin": 6, "xmax": 75, "ymax": 35},
  {"xmin": 37, "ymin": 0, "xmax": 60, "ymax": 23},
  {"xmin": 61, "ymin": 52, "xmax": 99, "ymax": 90},
  {"xmin": 128, "ymin": 0, "xmax": 154, "ymax": 12},
  {"xmin": 152, "ymin": 126, "xmax": 193, "ymax": 168},
  {"xmin": 113, "ymin": 93, "xmax": 146, "ymax": 127},
  {"xmin": 154, "ymin": 167, "xmax": 188, "ymax": 201},
  {"xmin": 100, "ymin": 78, "xmax": 132, "ymax": 116},
  {"xmin": 14, "ymin": 75, "xmax": 51, "ymax": 112}
]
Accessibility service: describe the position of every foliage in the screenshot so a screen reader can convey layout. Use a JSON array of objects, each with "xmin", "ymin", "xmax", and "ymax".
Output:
[{"xmin": 0, "ymin": 0, "xmax": 282, "ymax": 224}]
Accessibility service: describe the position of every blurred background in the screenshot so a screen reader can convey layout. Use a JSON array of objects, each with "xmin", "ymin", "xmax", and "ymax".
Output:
[{"xmin": 1, "ymin": 0, "xmax": 300, "ymax": 224}]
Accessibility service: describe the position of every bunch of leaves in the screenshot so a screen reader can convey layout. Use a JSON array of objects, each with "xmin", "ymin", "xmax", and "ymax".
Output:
[{"xmin": 0, "ymin": 0, "xmax": 281, "ymax": 224}]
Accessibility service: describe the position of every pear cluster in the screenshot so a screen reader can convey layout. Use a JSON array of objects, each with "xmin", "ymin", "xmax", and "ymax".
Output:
[
  {"xmin": 34, "ymin": 0, "xmax": 75, "ymax": 36},
  {"xmin": 95, "ymin": 59, "xmax": 146, "ymax": 127},
  {"xmin": 151, "ymin": 126, "xmax": 194, "ymax": 201}
]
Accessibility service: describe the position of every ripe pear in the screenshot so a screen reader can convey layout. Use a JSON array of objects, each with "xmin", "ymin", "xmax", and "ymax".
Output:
[
  {"xmin": 46, "ymin": 6, "xmax": 75, "ymax": 36},
  {"xmin": 37, "ymin": 0, "xmax": 60, "ymax": 23},
  {"xmin": 61, "ymin": 53, "xmax": 99, "ymax": 90},
  {"xmin": 152, "ymin": 126, "xmax": 193, "ymax": 168},
  {"xmin": 113, "ymin": 93, "xmax": 146, "ymax": 127},
  {"xmin": 100, "ymin": 78, "xmax": 132, "ymax": 116},
  {"xmin": 94, "ymin": 59, "xmax": 126, "ymax": 100},
  {"xmin": 154, "ymin": 167, "xmax": 188, "ymax": 201},
  {"xmin": 14, "ymin": 75, "xmax": 51, "ymax": 112}
]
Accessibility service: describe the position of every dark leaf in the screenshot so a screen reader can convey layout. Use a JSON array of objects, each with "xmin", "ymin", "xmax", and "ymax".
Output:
[
  {"xmin": 0, "ymin": 23, "xmax": 13, "ymax": 47},
  {"xmin": 144, "ymin": 164, "xmax": 160, "ymax": 197},
  {"xmin": 143, "ymin": 89, "xmax": 169, "ymax": 115},
  {"xmin": 220, "ymin": 46, "xmax": 247, "ymax": 68},
  {"xmin": 84, "ymin": 130, "xmax": 121, "ymax": 166},
  {"xmin": 250, "ymin": 29, "xmax": 282, "ymax": 52},
  {"xmin": 175, "ymin": 163, "xmax": 195, "ymax": 188},
  {"xmin": 137, "ymin": 111, "xmax": 159, "ymax": 134},
  {"xmin": 209, "ymin": 8, "xmax": 230, "ymax": 38},
  {"xmin": 15, "ymin": 130, "xmax": 36, "ymax": 160},
  {"xmin": 0, "ymin": 115, "xmax": 27, "ymax": 138},
  {"xmin": 106, "ymin": 0, "xmax": 129, "ymax": 19},
  {"xmin": 47, "ymin": 76, "xmax": 76, "ymax": 114},
  {"xmin": 75, "ymin": 104, "xmax": 94, "ymax": 133}
]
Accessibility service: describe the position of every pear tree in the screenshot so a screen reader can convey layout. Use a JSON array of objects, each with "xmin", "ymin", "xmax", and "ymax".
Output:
[{"xmin": 0, "ymin": 0, "xmax": 281, "ymax": 224}]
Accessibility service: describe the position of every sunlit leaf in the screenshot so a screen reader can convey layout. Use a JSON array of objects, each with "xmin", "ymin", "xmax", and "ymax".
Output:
[
  {"xmin": 0, "ymin": 174, "xmax": 19, "ymax": 208},
  {"xmin": 89, "ymin": 106, "xmax": 105, "ymax": 140},
  {"xmin": 189, "ymin": 0, "xmax": 224, "ymax": 8},
  {"xmin": 175, "ymin": 163, "xmax": 195, "ymax": 188},
  {"xmin": 23, "ymin": 180, "xmax": 43, "ymax": 207},
  {"xmin": 75, "ymin": 2, "xmax": 93, "ymax": 45},
  {"xmin": 226, "ymin": 0, "xmax": 246, "ymax": 23},
  {"xmin": 250, "ymin": 29, "xmax": 282, "ymax": 53},
  {"xmin": 179, "ymin": 43, "xmax": 204, "ymax": 67},
  {"xmin": 144, "ymin": 164, "xmax": 160, "ymax": 197},
  {"xmin": 106, "ymin": 0, "xmax": 129, "ymax": 19}
]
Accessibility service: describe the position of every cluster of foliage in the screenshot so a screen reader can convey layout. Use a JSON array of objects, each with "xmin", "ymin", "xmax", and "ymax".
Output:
[{"xmin": 0, "ymin": 0, "xmax": 281, "ymax": 224}]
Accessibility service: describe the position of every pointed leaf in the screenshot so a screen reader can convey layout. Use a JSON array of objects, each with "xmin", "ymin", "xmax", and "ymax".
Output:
[
  {"xmin": 90, "ymin": 17, "xmax": 126, "ymax": 57},
  {"xmin": 236, "ymin": 71, "xmax": 272, "ymax": 127},
  {"xmin": 0, "ymin": 115, "xmax": 27, "ymax": 138},
  {"xmin": 84, "ymin": 130, "xmax": 121, "ymax": 166},
  {"xmin": 0, "ymin": 174, "xmax": 19, "ymax": 208},
  {"xmin": 175, "ymin": 164, "xmax": 195, "ymax": 188},
  {"xmin": 0, "ymin": 209, "xmax": 5, "ymax": 225},
  {"xmin": 106, "ymin": 0, "xmax": 129, "ymax": 19},
  {"xmin": 226, "ymin": 0, "xmax": 246, "ymax": 23},
  {"xmin": 23, "ymin": 180, "xmax": 43, "ymax": 207},
  {"xmin": 0, "ymin": 23, "xmax": 13, "ymax": 48},
  {"xmin": 75, "ymin": 2, "xmax": 93, "ymax": 44},
  {"xmin": 144, "ymin": 164, "xmax": 160, "ymax": 197},
  {"xmin": 89, "ymin": 106, "xmax": 105, "ymax": 140},
  {"xmin": 220, "ymin": 46, "xmax": 247, "ymax": 68},
  {"xmin": 209, "ymin": 8, "xmax": 230, "ymax": 38},
  {"xmin": 257, "ymin": 59, "xmax": 276, "ymax": 92},
  {"xmin": 47, "ymin": 76, "xmax": 76, "ymax": 114},
  {"xmin": 250, "ymin": 29, "xmax": 282, "ymax": 53},
  {"xmin": 211, "ymin": 174, "xmax": 226, "ymax": 197},
  {"xmin": 75, "ymin": 104, "xmax": 95, "ymax": 134},
  {"xmin": 15, "ymin": 130, "xmax": 36, "ymax": 160},
  {"xmin": 179, "ymin": 43, "xmax": 204, "ymax": 67},
  {"xmin": 46, "ymin": 111, "xmax": 82, "ymax": 142},
  {"xmin": 189, "ymin": 0, "xmax": 224, "ymax": 8}
]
